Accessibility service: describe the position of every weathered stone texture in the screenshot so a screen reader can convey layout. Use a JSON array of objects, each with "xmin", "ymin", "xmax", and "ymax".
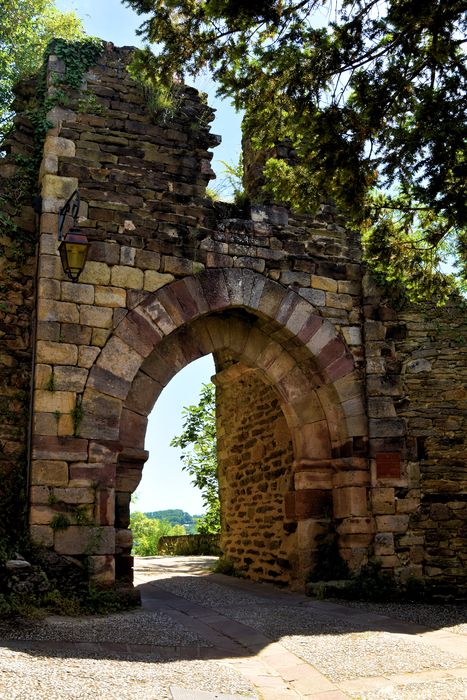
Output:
[
  {"xmin": 0, "ymin": 92, "xmax": 37, "ymax": 541},
  {"xmin": 216, "ymin": 364, "xmax": 296, "ymax": 584},
  {"xmin": 1, "ymin": 45, "xmax": 463, "ymax": 595}
]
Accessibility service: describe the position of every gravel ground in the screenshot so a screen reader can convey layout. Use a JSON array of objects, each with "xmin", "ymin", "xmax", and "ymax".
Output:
[
  {"xmin": 347, "ymin": 678, "xmax": 467, "ymax": 700},
  {"xmin": 0, "ymin": 608, "xmax": 210, "ymax": 646},
  {"xmin": 281, "ymin": 631, "xmax": 465, "ymax": 682},
  {"xmin": 153, "ymin": 575, "xmax": 467, "ymax": 682},
  {"xmin": 333, "ymin": 599, "xmax": 467, "ymax": 635},
  {"xmin": 0, "ymin": 647, "xmax": 257, "ymax": 700}
]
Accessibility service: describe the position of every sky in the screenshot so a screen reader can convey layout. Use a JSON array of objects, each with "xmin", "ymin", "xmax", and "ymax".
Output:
[{"xmin": 55, "ymin": 0, "xmax": 240, "ymax": 514}]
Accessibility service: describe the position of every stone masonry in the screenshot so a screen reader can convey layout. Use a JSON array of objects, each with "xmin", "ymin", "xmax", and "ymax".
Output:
[{"xmin": 0, "ymin": 43, "xmax": 465, "ymax": 593}]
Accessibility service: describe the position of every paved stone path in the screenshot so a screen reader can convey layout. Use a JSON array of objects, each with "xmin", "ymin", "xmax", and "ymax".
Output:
[{"xmin": 0, "ymin": 556, "xmax": 466, "ymax": 699}]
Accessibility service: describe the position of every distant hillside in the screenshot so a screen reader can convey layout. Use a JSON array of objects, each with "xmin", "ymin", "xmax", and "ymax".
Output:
[{"xmin": 144, "ymin": 509, "xmax": 202, "ymax": 534}]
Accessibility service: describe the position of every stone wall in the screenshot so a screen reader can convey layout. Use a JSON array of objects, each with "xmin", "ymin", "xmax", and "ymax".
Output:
[
  {"xmin": 215, "ymin": 363, "xmax": 295, "ymax": 583},
  {"xmin": 0, "ymin": 80, "xmax": 38, "ymax": 543},
  {"xmin": 0, "ymin": 41, "xmax": 464, "ymax": 594},
  {"xmin": 363, "ymin": 280, "xmax": 466, "ymax": 593}
]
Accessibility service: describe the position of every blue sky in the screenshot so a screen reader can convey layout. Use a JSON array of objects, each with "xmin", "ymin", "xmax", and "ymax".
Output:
[{"xmin": 55, "ymin": 0, "xmax": 239, "ymax": 514}]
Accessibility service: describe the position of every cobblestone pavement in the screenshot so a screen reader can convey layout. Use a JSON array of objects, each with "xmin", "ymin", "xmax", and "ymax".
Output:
[{"xmin": 0, "ymin": 556, "xmax": 466, "ymax": 700}]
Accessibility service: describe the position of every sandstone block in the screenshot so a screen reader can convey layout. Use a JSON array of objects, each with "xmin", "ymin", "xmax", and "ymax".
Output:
[
  {"xmin": 285, "ymin": 489, "xmax": 332, "ymax": 520},
  {"xmin": 78, "ymin": 261, "xmax": 111, "ymax": 285},
  {"xmin": 35, "ymin": 364, "xmax": 52, "ymax": 389},
  {"xmin": 375, "ymin": 514, "xmax": 409, "ymax": 533},
  {"xmin": 342, "ymin": 326, "xmax": 362, "ymax": 346},
  {"xmin": 53, "ymin": 487, "xmax": 95, "ymax": 504},
  {"xmin": 53, "ymin": 366, "xmax": 88, "ymax": 392},
  {"xmin": 91, "ymin": 328, "xmax": 111, "ymax": 347},
  {"xmin": 41, "ymin": 174, "xmax": 78, "ymax": 200},
  {"xmin": 95, "ymin": 285, "xmax": 126, "ymax": 307},
  {"xmin": 30, "ymin": 524, "xmax": 54, "ymax": 548},
  {"xmin": 29, "ymin": 505, "xmax": 56, "ymax": 525},
  {"xmin": 311, "ymin": 275, "xmax": 337, "ymax": 292},
  {"xmin": 111, "ymin": 265, "xmax": 144, "ymax": 289},
  {"xmin": 368, "ymin": 397, "xmax": 397, "ymax": 418},
  {"xmin": 60, "ymin": 324, "xmax": 93, "ymax": 345},
  {"xmin": 61, "ymin": 281, "xmax": 94, "ymax": 304},
  {"xmin": 80, "ymin": 304, "xmax": 113, "ymax": 329},
  {"xmin": 38, "ymin": 253, "xmax": 63, "ymax": 279},
  {"xmin": 38, "ymin": 300, "xmax": 79, "ymax": 324},
  {"xmin": 38, "ymin": 277, "xmax": 61, "ymax": 300},
  {"xmin": 88, "ymin": 241, "xmax": 120, "ymax": 265},
  {"xmin": 119, "ymin": 409, "xmax": 147, "ymax": 448},
  {"xmin": 135, "ymin": 249, "xmax": 161, "ymax": 270},
  {"xmin": 333, "ymin": 487, "xmax": 368, "ymax": 518},
  {"xmin": 32, "ymin": 435, "xmax": 88, "ymax": 461},
  {"xmin": 295, "ymin": 468, "xmax": 333, "ymax": 490},
  {"xmin": 54, "ymin": 526, "xmax": 115, "ymax": 555},
  {"xmin": 325, "ymin": 292, "xmax": 353, "ymax": 310},
  {"xmin": 396, "ymin": 498, "xmax": 420, "ymax": 514},
  {"xmin": 162, "ymin": 256, "xmax": 195, "ymax": 276},
  {"xmin": 31, "ymin": 460, "xmax": 69, "ymax": 486},
  {"xmin": 371, "ymin": 487, "xmax": 395, "ymax": 514},
  {"xmin": 337, "ymin": 517, "xmax": 375, "ymax": 534},
  {"xmin": 44, "ymin": 135, "xmax": 75, "ymax": 158},
  {"xmin": 333, "ymin": 470, "xmax": 370, "ymax": 488},
  {"xmin": 143, "ymin": 270, "xmax": 174, "ymax": 292},
  {"xmin": 40, "ymin": 213, "xmax": 59, "ymax": 235},
  {"xmin": 78, "ymin": 345, "xmax": 100, "ymax": 369},
  {"xmin": 306, "ymin": 321, "xmax": 337, "ymax": 357},
  {"xmin": 298, "ymin": 288, "xmax": 326, "ymax": 306},
  {"xmin": 79, "ymin": 388, "xmax": 122, "ymax": 441},
  {"xmin": 34, "ymin": 390, "xmax": 75, "ymax": 414},
  {"xmin": 369, "ymin": 418, "xmax": 405, "ymax": 438},
  {"xmin": 36, "ymin": 340, "xmax": 78, "ymax": 366},
  {"xmin": 96, "ymin": 336, "xmax": 143, "ymax": 381},
  {"xmin": 87, "ymin": 365, "xmax": 131, "ymax": 400}
]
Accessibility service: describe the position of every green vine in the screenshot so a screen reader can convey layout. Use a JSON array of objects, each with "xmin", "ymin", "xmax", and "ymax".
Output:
[
  {"xmin": 71, "ymin": 397, "xmax": 84, "ymax": 437},
  {"xmin": 127, "ymin": 47, "xmax": 183, "ymax": 124},
  {"xmin": 50, "ymin": 513, "xmax": 71, "ymax": 532}
]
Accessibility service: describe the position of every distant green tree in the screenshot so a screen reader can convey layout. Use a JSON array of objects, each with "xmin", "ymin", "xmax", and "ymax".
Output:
[
  {"xmin": 0, "ymin": 0, "xmax": 84, "ymax": 140},
  {"xmin": 170, "ymin": 383, "xmax": 220, "ymax": 534},
  {"xmin": 130, "ymin": 511, "xmax": 185, "ymax": 555},
  {"xmin": 144, "ymin": 509, "xmax": 200, "ymax": 533}
]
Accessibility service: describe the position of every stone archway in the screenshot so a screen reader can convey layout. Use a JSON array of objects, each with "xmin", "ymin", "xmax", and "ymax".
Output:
[{"xmin": 49, "ymin": 268, "xmax": 369, "ymax": 587}]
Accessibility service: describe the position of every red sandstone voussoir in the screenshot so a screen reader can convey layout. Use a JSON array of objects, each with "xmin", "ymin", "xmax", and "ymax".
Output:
[{"xmin": 115, "ymin": 308, "xmax": 163, "ymax": 357}]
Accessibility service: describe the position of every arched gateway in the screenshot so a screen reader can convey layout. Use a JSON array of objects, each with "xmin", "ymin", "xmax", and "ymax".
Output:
[
  {"xmin": 19, "ymin": 43, "xmax": 464, "ymax": 595},
  {"xmin": 32, "ymin": 268, "xmax": 369, "ymax": 588}
]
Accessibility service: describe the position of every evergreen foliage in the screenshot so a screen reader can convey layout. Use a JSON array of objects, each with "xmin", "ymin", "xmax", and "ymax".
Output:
[{"xmin": 125, "ymin": 0, "xmax": 466, "ymax": 300}]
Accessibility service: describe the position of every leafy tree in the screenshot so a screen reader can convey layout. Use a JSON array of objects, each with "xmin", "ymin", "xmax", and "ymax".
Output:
[
  {"xmin": 125, "ymin": 0, "xmax": 466, "ymax": 300},
  {"xmin": 170, "ymin": 382, "xmax": 220, "ymax": 533},
  {"xmin": 0, "ymin": 0, "xmax": 84, "ymax": 140},
  {"xmin": 130, "ymin": 511, "xmax": 186, "ymax": 555}
]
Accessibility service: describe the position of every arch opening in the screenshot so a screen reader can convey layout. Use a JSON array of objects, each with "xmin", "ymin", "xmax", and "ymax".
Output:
[{"xmin": 33, "ymin": 270, "xmax": 370, "ymax": 589}]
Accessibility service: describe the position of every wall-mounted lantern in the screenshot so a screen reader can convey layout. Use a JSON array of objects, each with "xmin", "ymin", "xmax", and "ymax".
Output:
[{"xmin": 58, "ymin": 190, "xmax": 89, "ymax": 283}]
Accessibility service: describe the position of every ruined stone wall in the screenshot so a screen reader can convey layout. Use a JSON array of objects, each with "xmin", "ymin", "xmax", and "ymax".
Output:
[
  {"xmin": 0, "ymin": 42, "xmax": 462, "ymax": 592},
  {"xmin": 398, "ymin": 304, "xmax": 466, "ymax": 591},
  {"xmin": 0, "ymin": 82, "xmax": 38, "ymax": 542},
  {"xmin": 215, "ymin": 363, "xmax": 295, "ymax": 583},
  {"xmin": 363, "ymin": 280, "xmax": 466, "ymax": 593}
]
